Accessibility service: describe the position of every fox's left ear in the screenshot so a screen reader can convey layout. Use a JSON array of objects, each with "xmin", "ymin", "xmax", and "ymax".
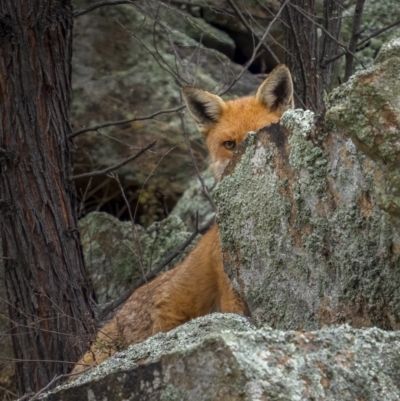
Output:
[
  {"xmin": 182, "ymin": 86, "xmax": 225, "ymax": 135},
  {"xmin": 256, "ymin": 64, "xmax": 294, "ymax": 114}
]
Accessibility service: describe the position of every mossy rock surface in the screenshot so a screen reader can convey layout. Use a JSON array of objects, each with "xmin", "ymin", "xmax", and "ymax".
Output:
[
  {"xmin": 79, "ymin": 212, "xmax": 197, "ymax": 304},
  {"xmin": 214, "ymin": 108, "xmax": 400, "ymax": 330},
  {"xmin": 42, "ymin": 314, "xmax": 400, "ymax": 400}
]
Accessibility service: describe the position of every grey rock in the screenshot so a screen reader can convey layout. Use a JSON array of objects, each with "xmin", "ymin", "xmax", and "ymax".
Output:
[
  {"xmin": 79, "ymin": 212, "xmax": 197, "ymax": 304},
  {"xmin": 214, "ymin": 107, "xmax": 400, "ymax": 330},
  {"xmin": 327, "ymin": 36, "xmax": 400, "ymax": 231},
  {"xmin": 170, "ymin": 167, "xmax": 216, "ymax": 231},
  {"xmin": 42, "ymin": 313, "xmax": 400, "ymax": 400}
]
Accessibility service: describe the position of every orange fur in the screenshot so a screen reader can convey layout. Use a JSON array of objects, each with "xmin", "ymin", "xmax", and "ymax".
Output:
[{"xmin": 72, "ymin": 65, "xmax": 293, "ymax": 374}]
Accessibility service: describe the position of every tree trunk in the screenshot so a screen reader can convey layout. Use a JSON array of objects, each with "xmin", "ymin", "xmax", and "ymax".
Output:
[
  {"xmin": 0, "ymin": 0, "xmax": 96, "ymax": 395},
  {"xmin": 283, "ymin": 0, "xmax": 344, "ymax": 114}
]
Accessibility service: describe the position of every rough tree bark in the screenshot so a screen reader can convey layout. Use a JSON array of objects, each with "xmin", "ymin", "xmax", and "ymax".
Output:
[
  {"xmin": 0, "ymin": 0, "xmax": 96, "ymax": 395},
  {"xmin": 283, "ymin": 0, "xmax": 344, "ymax": 114}
]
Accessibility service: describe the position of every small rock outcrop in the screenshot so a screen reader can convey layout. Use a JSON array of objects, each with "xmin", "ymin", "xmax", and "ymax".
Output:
[{"xmin": 42, "ymin": 314, "xmax": 400, "ymax": 400}]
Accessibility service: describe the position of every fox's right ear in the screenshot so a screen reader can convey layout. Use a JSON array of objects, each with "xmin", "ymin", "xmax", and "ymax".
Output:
[{"xmin": 183, "ymin": 87, "xmax": 225, "ymax": 135}]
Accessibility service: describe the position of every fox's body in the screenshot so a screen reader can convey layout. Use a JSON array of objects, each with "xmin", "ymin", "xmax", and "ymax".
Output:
[{"xmin": 73, "ymin": 65, "xmax": 293, "ymax": 374}]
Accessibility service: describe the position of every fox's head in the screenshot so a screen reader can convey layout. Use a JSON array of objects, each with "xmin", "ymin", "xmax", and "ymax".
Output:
[{"xmin": 183, "ymin": 64, "xmax": 294, "ymax": 180}]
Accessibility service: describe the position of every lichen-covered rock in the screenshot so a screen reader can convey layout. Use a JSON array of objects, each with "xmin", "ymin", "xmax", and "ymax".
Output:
[
  {"xmin": 41, "ymin": 314, "xmax": 400, "ymax": 400},
  {"xmin": 327, "ymin": 36, "xmax": 400, "ymax": 231},
  {"xmin": 214, "ymin": 109, "xmax": 400, "ymax": 331},
  {"xmin": 79, "ymin": 212, "xmax": 196, "ymax": 304}
]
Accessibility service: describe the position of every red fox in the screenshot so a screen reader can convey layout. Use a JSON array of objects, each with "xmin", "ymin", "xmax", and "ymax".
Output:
[{"xmin": 72, "ymin": 64, "xmax": 294, "ymax": 374}]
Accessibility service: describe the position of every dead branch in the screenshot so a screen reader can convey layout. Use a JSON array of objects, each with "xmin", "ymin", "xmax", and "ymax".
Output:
[
  {"xmin": 220, "ymin": 0, "xmax": 290, "ymax": 96},
  {"xmin": 70, "ymin": 106, "xmax": 184, "ymax": 138},
  {"xmin": 71, "ymin": 141, "xmax": 156, "ymax": 180},
  {"xmin": 73, "ymin": 0, "xmax": 137, "ymax": 18},
  {"xmin": 323, "ymin": 18, "xmax": 400, "ymax": 67}
]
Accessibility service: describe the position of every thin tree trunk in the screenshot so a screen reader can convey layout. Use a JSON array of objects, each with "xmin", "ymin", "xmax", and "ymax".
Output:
[
  {"xmin": 344, "ymin": 0, "xmax": 366, "ymax": 82},
  {"xmin": 283, "ymin": 0, "xmax": 344, "ymax": 114},
  {"xmin": 0, "ymin": 0, "xmax": 96, "ymax": 395}
]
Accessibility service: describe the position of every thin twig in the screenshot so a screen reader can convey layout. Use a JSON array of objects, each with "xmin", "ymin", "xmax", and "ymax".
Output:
[
  {"xmin": 220, "ymin": 0, "xmax": 290, "ymax": 95},
  {"xmin": 356, "ymin": 18, "xmax": 400, "ymax": 49},
  {"xmin": 98, "ymin": 215, "xmax": 214, "ymax": 321},
  {"xmin": 70, "ymin": 106, "xmax": 184, "ymax": 138},
  {"xmin": 71, "ymin": 141, "xmax": 156, "ymax": 180},
  {"xmin": 73, "ymin": 0, "xmax": 137, "ymax": 18},
  {"xmin": 322, "ymin": 18, "xmax": 400, "ymax": 67},
  {"xmin": 0, "ymin": 384, "xmax": 16, "ymax": 398}
]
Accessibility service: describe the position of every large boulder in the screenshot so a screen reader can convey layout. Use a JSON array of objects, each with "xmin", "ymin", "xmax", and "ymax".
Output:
[
  {"xmin": 42, "ymin": 313, "xmax": 400, "ymax": 400},
  {"xmin": 213, "ymin": 36, "xmax": 400, "ymax": 330}
]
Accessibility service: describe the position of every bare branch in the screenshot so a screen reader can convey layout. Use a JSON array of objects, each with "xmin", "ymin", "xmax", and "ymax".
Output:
[
  {"xmin": 71, "ymin": 141, "xmax": 156, "ymax": 180},
  {"xmin": 220, "ymin": 0, "xmax": 290, "ymax": 95},
  {"xmin": 323, "ymin": 18, "xmax": 400, "ymax": 67},
  {"xmin": 357, "ymin": 18, "xmax": 400, "ymax": 49},
  {"xmin": 70, "ymin": 106, "xmax": 184, "ymax": 138},
  {"xmin": 73, "ymin": 0, "xmax": 137, "ymax": 18},
  {"xmin": 21, "ymin": 355, "xmax": 106, "ymax": 401}
]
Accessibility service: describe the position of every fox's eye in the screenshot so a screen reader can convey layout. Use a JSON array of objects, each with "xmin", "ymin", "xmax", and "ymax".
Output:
[{"xmin": 223, "ymin": 141, "xmax": 236, "ymax": 150}]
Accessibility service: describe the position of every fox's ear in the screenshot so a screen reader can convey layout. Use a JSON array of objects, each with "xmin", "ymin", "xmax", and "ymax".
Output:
[
  {"xmin": 256, "ymin": 64, "xmax": 294, "ymax": 114},
  {"xmin": 183, "ymin": 87, "xmax": 225, "ymax": 134}
]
